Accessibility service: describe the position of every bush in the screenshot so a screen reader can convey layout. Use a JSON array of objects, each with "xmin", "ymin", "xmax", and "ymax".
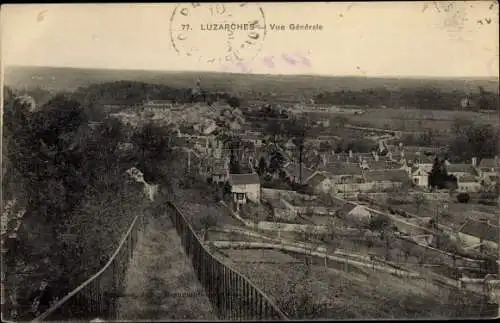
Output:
[
  {"xmin": 368, "ymin": 214, "xmax": 391, "ymax": 231},
  {"xmin": 456, "ymin": 192, "xmax": 470, "ymax": 203}
]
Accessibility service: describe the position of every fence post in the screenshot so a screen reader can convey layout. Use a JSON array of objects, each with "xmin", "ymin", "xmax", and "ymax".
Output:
[
  {"xmin": 228, "ymin": 270, "xmax": 233, "ymax": 320},
  {"xmin": 222, "ymin": 265, "xmax": 227, "ymax": 319},
  {"xmin": 258, "ymin": 293, "xmax": 263, "ymax": 319},
  {"xmin": 244, "ymin": 279, "xmax": 249, "ymax": 319},
  {"xmin": 239, "ymin": 276, "xmax": 243, "ymax": 320},
  {"xmin": 250, "ymin": 286, "xmax": 255, "ymax": 319},
  {"xmin": 216, "ymin": 262, "xmax": 222, "ymax": 318}
]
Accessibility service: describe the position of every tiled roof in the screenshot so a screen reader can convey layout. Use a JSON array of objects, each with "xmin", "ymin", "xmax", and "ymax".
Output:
[
  {"xmin": 405, "ymin": 152, "xmax": 437, "ymax": 164},
  {"xmin": 318, "ymin": 163, "xmax": 363, "ymax": 176},
  {"xmin": 364, "ymin": 169, "xmax": 410, "ymax": 183},
  {"xmin": 479, "ymin": 158, "xmax": 499, "ymax": 169},
  {"xmin": 229, "ymin": 173, "xmax": 260, "ymax": 185},
  {"xmin": 336, "ymin": 202, "xmax": 358, "ymax": 218},
  {"xmin": 458, "ymin": 174, "xmax": 478, "ymax": 183},
  {"xmin": 283, "ymin": 163, "xmax": 315, "ymax": 182},
  {"xmin": 366, "ymin": 160, "xmax": 402, "ymax": 170},
  {"xmin": 307, "ymin": 172, "xmax": 328, "ymax": 187},
  {"xmin": 459, "ymin": 218, "xmax": 499, "ymax": 242},
  {"xmin": 447, "ymin": 163, "xmax": 477, "ymax": 175},
  {"xmin": 411, "ymin": 164, "xmax": 433, "ymax": 175}
]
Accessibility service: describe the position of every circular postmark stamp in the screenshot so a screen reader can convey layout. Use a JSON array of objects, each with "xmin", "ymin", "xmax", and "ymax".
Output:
[{"xmin": 169, "ymin": 3, "xmax": 267, "ymax": 66}]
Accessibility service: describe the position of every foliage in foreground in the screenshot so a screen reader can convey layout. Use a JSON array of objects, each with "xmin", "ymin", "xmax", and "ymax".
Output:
[{"xmin": 2, "ymin": 90, "xmax": 161, "ymax": 319}]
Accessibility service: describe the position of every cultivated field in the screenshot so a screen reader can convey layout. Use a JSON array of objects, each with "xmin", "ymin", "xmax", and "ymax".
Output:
[
  {"xmin": 222, "ymin": 253, "xmax": 489, "ymax": 319},
  {"xmin": 348, "ymin": 108, "xmax": 499, "ymax": 131}
]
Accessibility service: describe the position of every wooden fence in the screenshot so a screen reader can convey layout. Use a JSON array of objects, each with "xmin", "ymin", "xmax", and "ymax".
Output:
[
  {"xmin": 31, "ymin": 213, "xmax": 145, "ymax": 322},
  {"xmin": 31, "ymin": 201, "xmax": 288, "ymax": 321},
  {"xmin": 166, "ymin": 202, "xmax": 289, "ymax": 320}
]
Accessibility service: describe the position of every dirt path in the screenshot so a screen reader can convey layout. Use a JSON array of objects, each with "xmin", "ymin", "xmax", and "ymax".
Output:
[{"xmin": 117, "ymin": 215, "xmax": 216, "ymax": 320}]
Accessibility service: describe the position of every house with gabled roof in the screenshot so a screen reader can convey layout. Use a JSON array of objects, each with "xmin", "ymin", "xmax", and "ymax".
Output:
[
  {"xmin": 477, "ymin": 156, "xmax": 499, "ymax": 184},
  {"xmin": 212, "ymin": 159, "xmax": 229, "ymax": 185},
  {"xmin": 447, "ymin": 163, "xmax": 478, "ymax": 178},
  {"xmin": 362, "ymin": 169, "xmax": 411, "ymax": 191},
  {"xmin": 457, "ymin": 218, "xmax": 499, "ymax": 253},
  {"xmin": 228, "ymin": 173, "xmax": 261, "ymax": 208},
  {"xmin": 317, "ymin": 162, "xmax": 364, "ymax": 183},
  {"xmin": 364, "ymin": 169, "xmax": 411, "ymax": 185},
  {"xmin": 282, "ymin": 162, "xmax": 316, "ymax": 185},
  {"xmin": 306, "ymin": 172, "xmax": 334, "ymax": 195},
  {"xmin": 410, "ymin": 164, "xmax": 433, "ymax": 187},
  {"xmin": 456, "ymin": 174, "xmax": 481, "ymax": 193},
  {"xmin": 364, "ymin": 160, "xmax": 403, "ymax": 171}
]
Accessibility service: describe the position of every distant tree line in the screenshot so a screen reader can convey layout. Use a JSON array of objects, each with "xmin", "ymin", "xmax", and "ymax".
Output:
[{"xmin": 314, "ymin": 86, "xmax": 499, "ymax": 110}]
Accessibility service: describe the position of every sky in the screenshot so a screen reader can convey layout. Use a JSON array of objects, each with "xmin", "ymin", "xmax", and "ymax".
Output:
[{"xmin": 1, "ymin": 2, "xmax": 499, "ymax": 77}]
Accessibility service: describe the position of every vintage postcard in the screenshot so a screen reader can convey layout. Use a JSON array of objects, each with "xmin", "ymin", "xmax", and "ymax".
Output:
[{"xmin": 1, "ymin": 1, "xmax": 499, "ymax": 321}]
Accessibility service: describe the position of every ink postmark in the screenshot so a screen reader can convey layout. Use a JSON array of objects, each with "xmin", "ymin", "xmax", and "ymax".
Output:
[{"xmin": 169, "ymin": 3, "xmax": 267, "ymax": 65}]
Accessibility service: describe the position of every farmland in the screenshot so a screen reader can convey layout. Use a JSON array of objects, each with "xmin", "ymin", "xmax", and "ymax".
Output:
[
  {"xmin": 348, "ymin": 107, "xmax": 499, "ymax": 131},
  {"xmin": 221, "ymin": 252, "xmax": 488, "ymax": 319}
]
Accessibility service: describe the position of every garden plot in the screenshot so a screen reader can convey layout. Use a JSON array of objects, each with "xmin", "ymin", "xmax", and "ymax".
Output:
[
  {"xmin": 221, "ymin": 248, "xmax": 303, "ymax": 264},
  {"xmin": 205, "ymin": 230, "xmax": 267, "ymax": 244},
  {"xmin": 227, "ymin": 258, "xmax": 491, "ymax": 319}
]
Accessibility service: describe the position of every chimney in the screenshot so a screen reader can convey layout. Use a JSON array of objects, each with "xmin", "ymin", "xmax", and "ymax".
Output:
[
  {"xmin": 471, "ymin": 156, "xmax": 477, "ymax": 167},
  {"xmin": 349, "ymin": 150, "xmax": 353, "ymax": 159}
]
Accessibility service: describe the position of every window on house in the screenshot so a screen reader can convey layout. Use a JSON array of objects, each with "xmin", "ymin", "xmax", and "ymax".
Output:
[{"xmin": 236, "ymin": 193, "xmax": 245, "ymax": 200}]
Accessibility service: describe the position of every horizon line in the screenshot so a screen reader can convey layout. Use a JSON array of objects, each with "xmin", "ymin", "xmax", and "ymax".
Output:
[{"xmin": 4, "ymin": 64, "xmax": 499, "ymax": 81}]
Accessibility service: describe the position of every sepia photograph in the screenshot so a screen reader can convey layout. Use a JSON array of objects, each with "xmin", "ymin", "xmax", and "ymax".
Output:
[{"xmin": 1, "ymin": 2, "xmax": 499, "ymax": 321}]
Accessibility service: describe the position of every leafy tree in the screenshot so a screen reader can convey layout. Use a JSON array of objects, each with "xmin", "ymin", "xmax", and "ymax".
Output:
[
  {"xmin": 268, "ymin": 150, "xmax": 285, "ymax": 174},
  {"xmin": 265, "ymin": 119, "xmax": 284, "ymax": 147},
  {"xmin": 229, "ymin": 157, "xmax": 241, "ymax": 174},
  {"xmin": 131, "ymin": 122, "xmax": 173, "ymax": 182},
  {"xmin": 223, "ymin": 181, "xmax": 232, "ymax": 198},
  {"xmin": 457, "ymin": 192, "xmax": 470, "ymax": 203},
  {"xmin": 449, "ymin": 122, "xmax": 499, "ymax": 162},
  {"xmin": 284, "ymin": 117, "xmax": 309, "ymax": 183},
  {"xmin": 200, "ymin": 214, "xmax": 218, "ymax": 241},
  {"xmin": 318, "ymin": 141, "xmax": 334, "ymax": 152},
  {"xmin": 428, "ymin": 157, "xmax": 457, "ymax": 190},
  {"xmin": 368, "ymin": 214, "xmax": 391, "ymax": 241},
  {"xmin": 226, "ymin": 96, "xmax": 241, "ymax": 108}
]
